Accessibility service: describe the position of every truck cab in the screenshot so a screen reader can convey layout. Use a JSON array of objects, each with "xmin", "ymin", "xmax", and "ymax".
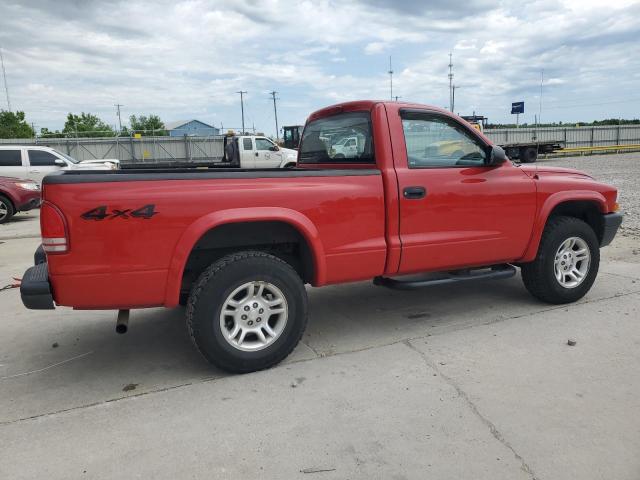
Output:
[{"xmin": 225, "ymin": 135, "xmax": 298, "ymax": 168}]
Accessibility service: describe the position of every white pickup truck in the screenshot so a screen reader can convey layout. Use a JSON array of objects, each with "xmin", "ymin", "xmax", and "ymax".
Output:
[
  {"xmin": 226, "ymin": 135, "xmax": 298, "ymax": 168},
  {"xmin": 0, "ymin": 146, "xmax": 119, "ymax": 183}
]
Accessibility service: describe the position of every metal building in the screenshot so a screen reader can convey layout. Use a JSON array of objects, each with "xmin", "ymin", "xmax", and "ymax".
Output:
[{"xmin": 165, "ymin": 119, "xmax": 219, "ymax": 137}]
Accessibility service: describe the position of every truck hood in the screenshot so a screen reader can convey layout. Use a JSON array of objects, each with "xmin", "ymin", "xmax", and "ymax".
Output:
[
  {"xmin": 519, "ymin": 165, "xmax": 593, "ymax": 180},
  {"xmin": 78, "ymin": 158, "xmax": 120, "ymax": 166}
]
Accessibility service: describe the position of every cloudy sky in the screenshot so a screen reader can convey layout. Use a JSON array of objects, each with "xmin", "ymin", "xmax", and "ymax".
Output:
[{"xmin": 0, "ymin": 0, "xmax": 639, "ymax": 135}]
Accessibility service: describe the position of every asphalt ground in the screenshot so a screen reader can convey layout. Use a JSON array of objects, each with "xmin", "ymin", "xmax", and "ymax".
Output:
[{"xmin": 1, "ymin": 153, "xmax": 639, "ymax": 479}]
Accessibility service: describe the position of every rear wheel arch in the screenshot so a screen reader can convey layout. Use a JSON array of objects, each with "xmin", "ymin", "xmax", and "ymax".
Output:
[{"xmin": 165, "ymin": 209, "xmax": 325, "ymax": 306}]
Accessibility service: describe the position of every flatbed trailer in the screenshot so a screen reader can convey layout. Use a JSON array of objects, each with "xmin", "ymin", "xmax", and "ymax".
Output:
[{"xmin": 461, "ymin": 115, "xmax": 564, "ymax": 163}]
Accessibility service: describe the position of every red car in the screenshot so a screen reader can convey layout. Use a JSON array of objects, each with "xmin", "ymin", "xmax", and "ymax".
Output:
[
  {"xmin": 21, "ymin": 101, "xmax": 622, "ymax": 373},
  {"xmin": 0, "ymin": 176, "xmax": 41, "ymax": 224}
]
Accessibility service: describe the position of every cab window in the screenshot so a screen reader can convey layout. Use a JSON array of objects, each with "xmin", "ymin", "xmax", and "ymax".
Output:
[
  {"xmin": 255, "ymin": 138, "xmax": 274, "ymax": 151},
  {"xmin": 242, "ymin": 138, "xmax": 253, "ymax": 150},
  {"xmin": 0, "ymin": 150, "xmax": 22, "ymax": 166},
  {"xmin": 401, "ymin": 113, "xmax": 487, "ymax": 168},
  {"xmin": 28, "ymin": 150, "xmax": 59, "ymax": 166},
  {"xmin": 299, "ymin": 111, "xmax": 374, "ymax": 164}
]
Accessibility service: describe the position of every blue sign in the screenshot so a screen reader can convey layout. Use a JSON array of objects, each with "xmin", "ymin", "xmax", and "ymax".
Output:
[{"xmin": 511, "ymin": 102, "xmax": 524, "ymax": 114}]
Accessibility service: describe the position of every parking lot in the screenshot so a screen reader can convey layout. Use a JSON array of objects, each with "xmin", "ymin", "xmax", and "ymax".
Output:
[{"xmin": 1, "ymin": 153, "xmax": 639, "ymax": 479}]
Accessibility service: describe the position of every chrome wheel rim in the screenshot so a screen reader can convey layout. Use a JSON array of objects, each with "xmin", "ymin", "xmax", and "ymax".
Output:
[
  {"xmin": 0, "ymin": 200, "xmax": 7, "ymax": 220},
  {"xmin": 219, "ymin": 281, "xmax": 288, "ymax": 352},
  {"xmin": 554, "ymin": 237, "xmax": 590, "ymax": 288}
]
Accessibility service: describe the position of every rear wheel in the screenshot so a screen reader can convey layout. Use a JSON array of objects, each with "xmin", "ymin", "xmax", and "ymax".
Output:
[
  {"xmin": 0, "ymin": 195, "xmax": 15, "ymax": 224},
  {"xmin": 186, "ymin": 251, "xmax": 308, "ymax": 373},
  {"xmin": 520, "ymin": 146, "xmax": 538, "ymax": 163},
  {"xmin": 521, "ymin": 216, "xmax": 599, "ymax": 304}
]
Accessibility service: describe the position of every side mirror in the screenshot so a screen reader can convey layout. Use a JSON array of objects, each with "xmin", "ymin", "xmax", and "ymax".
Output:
[
  {"xmin": 269, "ymin": 145, "xmax": 279, "ymax": 152},
  {"xmin": 487, "ymin": 145, "xmax": 508, "ymax": 166},
  {"xmin": 54, "ymin": 158, "xmax": 66, "ymax": 166}
]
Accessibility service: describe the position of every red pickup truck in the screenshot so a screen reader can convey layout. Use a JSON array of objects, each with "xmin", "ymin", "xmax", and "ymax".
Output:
[{"xmin": 21, "ymin": 101, "xmax": 622, "ymax": 373}]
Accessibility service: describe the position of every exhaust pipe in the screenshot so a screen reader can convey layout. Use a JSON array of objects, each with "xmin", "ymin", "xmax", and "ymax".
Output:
[{"xmin": 116, "ymin": 309, "xmax": 129, "ymax": 334}]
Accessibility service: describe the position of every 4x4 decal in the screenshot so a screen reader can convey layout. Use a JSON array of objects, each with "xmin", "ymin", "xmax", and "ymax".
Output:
[{"xmin": 81, "ymin": 204, "xmax": 157, "ymax": 221}]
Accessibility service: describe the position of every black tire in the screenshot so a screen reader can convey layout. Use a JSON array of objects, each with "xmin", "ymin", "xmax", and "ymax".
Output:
[
  {"xmin": 186, "ymin": 251, "xmax": 308, "ymax": 373},
  {"xmin": 334, "ymin": 153, "xmax": 345, "ymax": 159},
  {"xmin": 0, "ymin": 195, "xmax": 15, "ymax": 224},
  {"xmin": 283, "ymin": 162, "xmax": 296, "ymax": 169},
  {"xmin": 520, "ymin": 146, "xmax": 538, "ymax": 163},
  {"xmin": 521, "ymin": 216, "xmax": 599, "ymax": 304}
]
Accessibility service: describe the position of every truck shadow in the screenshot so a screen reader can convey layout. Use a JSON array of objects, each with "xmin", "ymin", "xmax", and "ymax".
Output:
[{"xmin": 0, "ymin": 275, "xmax": 567, "ymax": 422}]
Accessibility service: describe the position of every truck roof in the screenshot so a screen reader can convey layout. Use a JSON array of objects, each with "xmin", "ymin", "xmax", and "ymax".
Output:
[{"xmin": 307, "ymin": 100, "xmax": 454, "ymax": 122}]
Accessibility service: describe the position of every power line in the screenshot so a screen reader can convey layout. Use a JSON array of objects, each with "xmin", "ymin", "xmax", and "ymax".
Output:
[
  {"xmin": 237, "ymin": 91, "xmax": 247, "ymax": 134},
  {"xmin": 0, "ymin": 46, "xmax": 11, "ymax": 111},
  {"xmin": 269, "ymin": 91, "xmax": 279, "ymax": 141}
]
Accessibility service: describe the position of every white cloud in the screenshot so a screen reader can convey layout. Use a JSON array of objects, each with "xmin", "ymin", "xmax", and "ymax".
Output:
[{"xmin": 0, "ymin": 0, "xmax": 638, "ymax": 134}]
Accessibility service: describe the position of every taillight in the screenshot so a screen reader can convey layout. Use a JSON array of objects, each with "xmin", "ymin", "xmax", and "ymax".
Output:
[{"xmin": 40, "ymin": 201, "xmax": 69, "ymax": 254}]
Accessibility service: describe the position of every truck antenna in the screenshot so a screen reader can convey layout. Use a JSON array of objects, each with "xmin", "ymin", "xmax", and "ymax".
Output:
[
  {"xmin": 388, "ymin": 56, "xmax": 393, "ymax": 101},
  {"xmin": 448, "ymin": 52, "xmax": 454, "ymax": 112}
]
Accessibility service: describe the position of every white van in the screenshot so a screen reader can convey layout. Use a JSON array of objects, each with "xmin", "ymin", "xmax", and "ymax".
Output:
[{"xmin": 0, "ymin": 146, "xmax": 119, "ymax": 183}]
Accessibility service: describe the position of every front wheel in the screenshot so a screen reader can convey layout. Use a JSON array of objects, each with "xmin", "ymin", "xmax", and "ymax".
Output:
[
  {"xmin": 186, "ymin": 251, "xmax": 308, "ymax": 373},
  {"xmin": 521, "ymin": 216, "xmax": 599, "ymax": 304},
  {"xmin": 0, "ymin": 195, "xmax": 15, "ymax": 224}
]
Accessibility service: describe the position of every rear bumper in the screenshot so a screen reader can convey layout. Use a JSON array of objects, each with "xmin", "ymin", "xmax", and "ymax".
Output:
[
  {"xmin": 601, "ymin": 212, "xmax": 623, "ymax": 247},
  {"xmin": 20, "ymin": 262, "xmax": 55, "ymax": 310}
]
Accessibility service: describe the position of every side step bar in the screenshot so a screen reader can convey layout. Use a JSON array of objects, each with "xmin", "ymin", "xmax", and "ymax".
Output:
[{"xmin": 373, "ymin": 264, "xmax": 517, "ymax": 290}]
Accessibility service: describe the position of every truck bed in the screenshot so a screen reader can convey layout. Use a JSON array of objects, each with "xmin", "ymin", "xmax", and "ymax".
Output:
[{"xmin": 41, "ymin": 168, "xmax": 388, "ymax": 308}]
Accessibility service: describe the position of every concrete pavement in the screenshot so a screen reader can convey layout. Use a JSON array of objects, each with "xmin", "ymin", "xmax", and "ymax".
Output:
[{"xmin": 1, "ymin": 165, "xmax": 640, "ymax": 479}]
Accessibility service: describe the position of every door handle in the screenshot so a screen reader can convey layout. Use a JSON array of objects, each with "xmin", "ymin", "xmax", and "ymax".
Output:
[
  {"xmin": 255, "ymin": 152, "xmax": 259, "ymax": 157},
  {"xmin": 403, "ymin": 186, "xmax": 426, "ymax": 199}
]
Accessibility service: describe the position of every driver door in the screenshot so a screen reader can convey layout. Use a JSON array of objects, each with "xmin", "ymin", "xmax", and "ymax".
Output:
[
  {"xmin": 27, "ymin": 149, "xmax": 65, "ymax": 183},
  {"xmin": 255, "ymin": 137, "xmax": 282, "ymax": 168},
  {"xmin": 394, "ymin": 111, "xmax": 536, "ymax": 274}
]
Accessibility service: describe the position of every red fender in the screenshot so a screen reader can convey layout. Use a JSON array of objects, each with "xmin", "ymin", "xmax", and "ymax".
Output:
[
  {"xmin": 521, "ymin": 190, "xmax": 608, "ymax": 262},
  {"xmin": 164, "ymin": 207, "xmax": 326, "ymax": 307}
]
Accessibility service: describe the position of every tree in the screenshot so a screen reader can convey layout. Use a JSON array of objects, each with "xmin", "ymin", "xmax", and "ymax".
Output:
[
  {"xmin": 129, "ymin": 114, "xmax": 167, "ymax": 136},
  {"xmin": 62, "ymin": 112, "xmax": 114, "ymax": 138},
  {"xmin": 0, "ymin": 110, "xmax": 35, "ymax": 138},
  {"xmin": 39, "ymin": 127, "xmax": 65, "ymax": 138}
]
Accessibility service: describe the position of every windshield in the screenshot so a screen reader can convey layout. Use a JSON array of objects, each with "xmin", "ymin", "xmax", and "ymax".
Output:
[
  {"xmin": 55, "ymin": 150, "xmax": 79, "ymax": 164},
  {"xmin": 299, "ymin": 111, "xmax": 374, "ymax": 164}
]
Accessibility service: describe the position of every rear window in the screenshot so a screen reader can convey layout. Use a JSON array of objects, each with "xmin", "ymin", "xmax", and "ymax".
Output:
[
  {"xmin": 0, "ymin": 150, "xmax": 22, "ymax": 167},
  {"xmin": 299, "ymin": 111, "xmax": 374, "ymax": 164}
]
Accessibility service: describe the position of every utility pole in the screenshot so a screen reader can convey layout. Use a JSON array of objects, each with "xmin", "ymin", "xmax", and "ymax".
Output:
[
  {"xmin": 394, "ymin": 96, "xmax": 401, "ymax": 102},
  {"xmin": 388, "ymin": 56, "xmax": 393, "ymax": 101},
  {"xmin": 114, "ymin": 103, "xmax": 124, "ymax": 133},
  {"xmin": 538, "ymin": 69, "xmax": 544, "ymax": 126},
  {"xmin": 0, "ymin": 46, "xmax": 11, "ymax": 111},
  {"xmin": 448, "ymin": 52, "xmax": 454, "ymax": 112},
  {"xmin": 237, "ymin": 91, "xmax": 247, "ymax": 134},
  {"xmin": 269, "ymin": 90, "xmax": 279, "ymax": 141}
]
